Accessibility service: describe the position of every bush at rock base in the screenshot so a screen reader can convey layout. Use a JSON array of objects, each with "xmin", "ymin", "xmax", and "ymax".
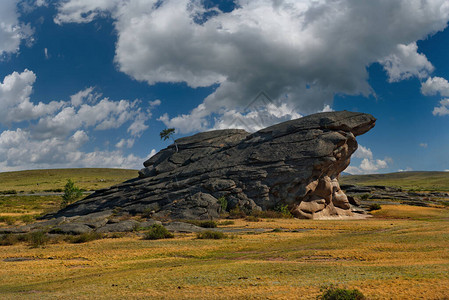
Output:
[{"xmin": 144, "ymin": 224, "xmax": 174, "ymax": 240}]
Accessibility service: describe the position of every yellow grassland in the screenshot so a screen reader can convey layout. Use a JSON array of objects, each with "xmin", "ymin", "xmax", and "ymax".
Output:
[{"xmin": 0, "ymin": 205, "xmax": 448, "ymax": 299}]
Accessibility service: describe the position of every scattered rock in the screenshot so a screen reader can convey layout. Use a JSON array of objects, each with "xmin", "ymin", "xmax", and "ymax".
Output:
[
  {"xmin": 4, "ymin": 257, "xmax": 35, "ymax": 262},
  {"xmin": 163, "ymin": 222, "xmax": 205, "ymax": 233},
  {"xmin": 69, "ymin": 210, "xmax": 113, "ymax": 228},
  {"xmin": 96, "ymin": 220, "xmax": 140, "ymax": 233},
  {"xmin": 50, "ymin": 223, "xmax": 93, "ymax": 235},
  {"xmin": 139, "ymin": 220, "xmax": 162, "ymax": 228}
]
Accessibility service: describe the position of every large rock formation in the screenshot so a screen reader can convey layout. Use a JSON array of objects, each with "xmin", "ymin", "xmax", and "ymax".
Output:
[{"xmin": 46, "ymin": 111, "xmax": 375, "ymax": 220}]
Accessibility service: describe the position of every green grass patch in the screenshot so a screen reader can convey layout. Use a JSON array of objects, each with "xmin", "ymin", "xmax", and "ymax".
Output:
[
  {"xmin": 368, "ymin": 203, "xmax": 382, "ymax": 211},
  {"xmin": 67, "ymin": 232, "xmax": 104, "ymax": 244},
  {"xmin": 0, "ymin": 168, "xmax": 137, "ymax": 193},
  {"xmin": 28, "ymin": 231, "xmax": 49, "ymax": 248},
  {"xmin": 341, "ymin": 171, "xmax": 449, "ymax": 191},
  {"xmin": 319, "ymin": 285, "xmax": 365, "ymax": 300},
  {"xmin": 143, "ymin": 224, "xmax": 174, "ymax": 240},
  {"xmin": 0, "ymin": 195, "xmax": 61, "ymax": 217},
  {"xmin": 182, "ymin": 220, "xmax": 218, "ymax": 228}
]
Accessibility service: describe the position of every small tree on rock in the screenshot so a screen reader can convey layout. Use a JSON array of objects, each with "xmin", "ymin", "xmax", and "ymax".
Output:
[
  {"xmin": 61, "ymin": 179, "xmax": 83, "ymax": 208},
  {"xmin": 160, "ymin": 128, "xmax": 178, "ymax": 152}
]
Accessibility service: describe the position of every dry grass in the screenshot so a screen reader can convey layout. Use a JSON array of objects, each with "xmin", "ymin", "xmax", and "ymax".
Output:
[{"xmin": 0, "ymin": 205, "xmax": 448, "ymax": 299}]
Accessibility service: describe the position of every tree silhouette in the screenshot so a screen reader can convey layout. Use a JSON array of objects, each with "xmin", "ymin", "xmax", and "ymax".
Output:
[{"xmin": 160, "ymin": 128, "xmax": 178, "ymax": 152}]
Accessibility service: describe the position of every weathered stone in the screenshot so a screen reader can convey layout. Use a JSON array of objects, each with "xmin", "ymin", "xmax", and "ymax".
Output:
[
  {"xmin": 139, "ymin": 220, "xmax": 162, "ymax": 228},
  {"xmin": 43, "ymin": 111, "xmax": 375, "ymax": 221},
  {"xmin": 298, "ymin": 198, "xmax": 326, "ymax": 214},
  {"xmin": 347, "ymin": 195, "xmax": 361, "ymax": 206},
  {"xmin": 163, "ymin": 192, "xmax": 221, "ymax": 220},
  {"xmin": 50, "ymin": 223, "xmax": 93, "ymax": 235},
  {"xmin": 0, "ymin": 217, "xmax": 68, "ymax": 234},
  {"xmin": 96, "ymin": 220, "xmax": 140, "ymax": 233},
  {"xmin": 164, "ymin": 222, "xmax": 205, "ymax": 233},
  {"xmin": 72, "ymin": 210, "xmax": 113, "ymax": 228}
]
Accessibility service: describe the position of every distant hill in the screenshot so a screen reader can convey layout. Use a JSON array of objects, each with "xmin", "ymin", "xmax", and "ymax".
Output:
[
  {"xmin": 0, "ymin": 168, "xmax": 138, "ymax": 193},
  {"xmin": 340, "ymin": 171, "xmax": 449, "ymax": 191}
]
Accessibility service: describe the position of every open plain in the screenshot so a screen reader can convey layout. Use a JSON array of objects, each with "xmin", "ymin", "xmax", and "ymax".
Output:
[{"xmin": 0, "ymin": 169, "xmax": 448, "ymax": 299}]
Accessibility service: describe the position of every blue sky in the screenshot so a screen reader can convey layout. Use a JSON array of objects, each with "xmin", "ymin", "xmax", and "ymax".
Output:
[{"xmin": 0, "ymin": 0, "xmax": 449, "ymax": 174}]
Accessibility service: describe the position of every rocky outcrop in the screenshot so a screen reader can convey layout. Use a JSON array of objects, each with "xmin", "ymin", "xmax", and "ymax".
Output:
[
  {"xmin": 45, "ymin": 111, "xmax": 375, "ymax": 220},
  {"xmin": 342, "ymin": 184, "xmax": 449, "ymax": 208}
]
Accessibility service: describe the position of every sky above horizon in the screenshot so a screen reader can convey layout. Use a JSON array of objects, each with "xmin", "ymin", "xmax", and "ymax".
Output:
[{"xmin": 1, "ymin": 0, "xmax": 449, "ymax": 174}]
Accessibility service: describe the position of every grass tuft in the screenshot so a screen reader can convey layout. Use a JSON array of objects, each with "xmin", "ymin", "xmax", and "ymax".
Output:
[
  {"xmin": 196, "ymin": 230, "xmax": 227, "ymax": 239},
  {"xmin": 319, "ymin": 285, "xmax": 365, "ymax": 300},
  {"xmin": 28, "ymin": 231, "xmax": 49, "ymax": 248},
  {"xmin": 67, "ymin": 232, "xmax": 104, "ymax": 244},
  {"xmin": 143, "ymin": 224, "xmax": 174, "ymax": 240},
  {"xmin": 245, "ymin": 215, "xmax": 260, "ymax": 222},
  {"xmin": 368, "ymin": 203, "xmax": 382, "ymax": 211},
  {"xmin": 218, "ymin": 220, "xmax": 234, "ymax": 226},
  {"xmin": 183, "ymin": 220, "xmax": 217, "ymax": 228},
  {"xmin": 0, "ymin": 233, "xmax": 20, "ymax": 246}
]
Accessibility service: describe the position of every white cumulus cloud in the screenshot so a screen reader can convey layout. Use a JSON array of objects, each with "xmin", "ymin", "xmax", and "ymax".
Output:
[
  {"xmin": 0, "ymin": 69, "xmax": 64, "ymax": 124},
  {"xmin": 0, "ymin": 0, "xmax": 34, "ymax": 56},
  {"xmin": 345, "ymin": 158, "xmax": 391, "ymax": 175},
  {"xmin": 345, "ymin": 144, "xmax": 392, "ymax": 175},
  {"xmin": 421, "ymin": 76, "xmax": 449, "ymax": 97},
  {"xmin": 433, "ymin": 98, "xmax": 449, "ymax": 116},
  {"xmin": 0, "ymin": 70, "xmax": 157, "ymax": 171},
  {"xmin": 353, "ymin": 145, "xmax": 373, "ymax": 160},
  {"xmin": 380, "ymin": 42, "xmax": 434, "ymax": 82},
  {"xmin": 56, "ymin": 0, "xmax": 449, "ymax": 132}
]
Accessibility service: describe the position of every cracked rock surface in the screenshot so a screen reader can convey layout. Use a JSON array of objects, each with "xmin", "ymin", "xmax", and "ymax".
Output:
[{"xmin": 45, "ymin": 111, "xmax": 376, "ymax": 221}]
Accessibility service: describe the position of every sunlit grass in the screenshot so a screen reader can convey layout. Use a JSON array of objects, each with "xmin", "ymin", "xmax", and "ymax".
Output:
[
  {"xmin": 0, "ymin": 205, "xmax": 448, "ymax": 299},
  {"xmin": 341, "ymin": 171, "xmax": 449, "ymax": 191},
  {"xmin": 0, "ymin": 168, "xmax": 137, "ymax": 193}
]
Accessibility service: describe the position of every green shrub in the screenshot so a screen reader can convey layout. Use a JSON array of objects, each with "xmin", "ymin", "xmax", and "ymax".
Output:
[
  {"xmin": 245, "ymin": 215, "xmax": 260, "ymax": 222},
  {"xmin": 228, "ymin": 206, "xmax": 246, "ymax": 218},
  {"xmin": 108, "ymin": 232, "xmax": 126, "ymax": 239},
  {"xmin": 144, "ymin": 224, "xmax": 174, "ymax": 240},
  {"xmin": 68, "ymin": 232, "xmax": 103, "ymax": 244},
  {"xmin": 272, "ymin": 228, "xmax": 283, "ymax": 233},
  {"xmin": 142, "ymin": 208, "xmax": 154, "ymax": 218},
  {"xmin": 199, "ymin": 220, "xmax": 217, "ymax": 228},
  {"xmin": 0, "ymin": 234, "xmax": 20, "ymax": 246},
  {"xmin": 20, "ymin": 215, "xmax": 36, "ymax": 224},
  {"xmin": 218, "ymin": 220, "xmax": 234, "ymax": 226},
  {"xmin": 183, "ymin": 220, "xmax": 218, "ymax": 228},
  {"xmin": 196, "ymin": 230, "xmax": 227, "ymax": 239},
  {"xmin": 319, "ymin": 286, "xmax": 365, "ymax": 300},
  {"xmin": 218, "ymin": 196, "xmax": 228, "ymax": 212},
  {"xmin": 0, "ymin": 216, "xmax": 15, "ymax": 225},
  {"xmin": 61, "ymin": 179, "xmax": 83, "ymax": 208},
  {"xmin": 368, "ymin": 203, "xmax": 382, "ymax": 211},
  {"xmin": 28, "ymin": 231, "xmax": 49, "ymax": 248},
  {"xmin": 0, "ymin": 190, "xmax": 17, "ymax": 195},
  {"xmin": 275, "ymin": 204, "xmax": 293, "ymax": 218},
  {"xmin": 360, "ymin": 194, "xmax": 371, "ymax": 200}
]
